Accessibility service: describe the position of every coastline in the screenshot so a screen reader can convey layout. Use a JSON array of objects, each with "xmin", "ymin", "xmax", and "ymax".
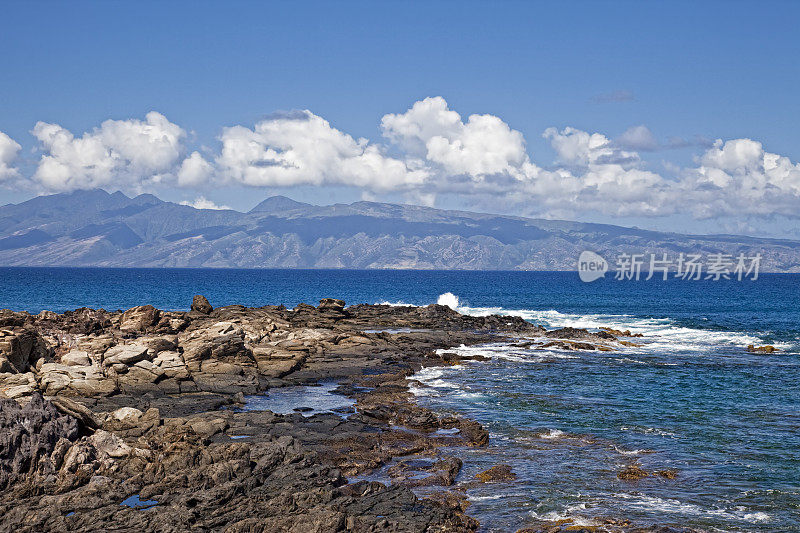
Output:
[{"xmin": 1, "ymin": 297, "xmax": 696, "ymax": 532}]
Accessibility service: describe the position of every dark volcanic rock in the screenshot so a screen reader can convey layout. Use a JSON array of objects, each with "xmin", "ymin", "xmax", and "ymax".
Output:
[{"xmin": 0, "ymin": 393, "xmax": 81, "ymax": 490}]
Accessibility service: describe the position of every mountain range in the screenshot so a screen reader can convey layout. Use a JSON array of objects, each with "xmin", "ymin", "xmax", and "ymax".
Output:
[{"xmin": 1, "ymin": 189, "xmax": 799, "ymax": 271}]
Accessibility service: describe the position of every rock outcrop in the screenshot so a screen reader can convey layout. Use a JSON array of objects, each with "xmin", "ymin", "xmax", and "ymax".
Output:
[{"xmin": 0, "ymin": 296, "xmax": 667, "ymax": 532}]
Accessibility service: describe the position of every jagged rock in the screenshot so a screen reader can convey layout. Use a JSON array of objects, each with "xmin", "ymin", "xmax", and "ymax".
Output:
[
  {"xmin": 0, "ymin": 393, "xmax": 81, "ymax": 490},
  {"xmin": 191, "ymin": 294, "xmax": 214, "ymax": 314},
  {"xmin": 39, "ymin": 362, "xmax": 114, "ymax": 397},
  {"xmin": 388, "ymin": 456, "xmax": 462, "ymax": 487},
  {"xmin": 140, "ymin": 335, "xmax": 179, "ymax": 354},
  {"xmin": 0, "ymin": 299, "xmax": 603, "ymax": 532},
  {"xmin": 37, "ymin": 310, "xmax": 58, "ymax": 320}
]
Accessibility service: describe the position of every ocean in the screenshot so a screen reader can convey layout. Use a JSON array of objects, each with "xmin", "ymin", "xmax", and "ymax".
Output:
[{"xmin": 1, "ymin": 267, "xmax": 798, "ymax": 531}]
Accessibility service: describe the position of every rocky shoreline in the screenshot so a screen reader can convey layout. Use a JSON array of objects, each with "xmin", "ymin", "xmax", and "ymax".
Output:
[{"xmin": 1, "ymin": 297, "xmax": 694, "ymax": 532}]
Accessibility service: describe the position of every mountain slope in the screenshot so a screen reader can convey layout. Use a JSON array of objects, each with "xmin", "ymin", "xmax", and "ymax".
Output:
[{"xmin": 0, "ymin": 189, "xmax": 799, "ymax": 271}]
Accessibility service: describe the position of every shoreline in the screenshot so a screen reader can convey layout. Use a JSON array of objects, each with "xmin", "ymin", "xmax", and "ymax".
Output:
[{"xmin": 0, "ymin": 297, "xmax": 696, "ymax": 532}]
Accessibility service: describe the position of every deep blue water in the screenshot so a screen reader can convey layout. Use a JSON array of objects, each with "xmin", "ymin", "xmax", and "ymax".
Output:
[{"xmin": 1, "ymin": 267, "xmax": 798, "ymax": 531}]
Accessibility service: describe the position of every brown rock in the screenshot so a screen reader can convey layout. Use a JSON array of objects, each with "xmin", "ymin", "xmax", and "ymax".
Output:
[
  {"xmin": 618, "ymin": 463, "xmax": 650, "ymax": 480},
  {"xmin": 318, "ymin": 298, "xmax": 346, "ymax": 311},
  {"xmin": 119, "ymin": 305, "xmax": 161, "ymax": 332},
  {"xmin": 747, "ymin": 344, "xmax": 779, "ymax": 354},
  {"xmin": 475, "ymin": 464, "xmax": 516, "ymax": 482},
  {"xmin": 49, "ymin": 396, "xmax": 100, "ymax": 429},
  {"xmin": 654, "ymin": 469, "xmax": 678, "ymax": 479},
  {"xmin": 0, "ymin": 327, "xmax": 50, "ymax": 373},
  {"xmin": 191, "ymin": 294, "xmax": 213, "ymax": 314}
]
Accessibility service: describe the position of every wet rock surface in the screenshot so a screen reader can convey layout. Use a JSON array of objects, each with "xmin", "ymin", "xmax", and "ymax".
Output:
[{"xmin": 0, "ymin": 296, "xmax": 673, "ymax": 532}]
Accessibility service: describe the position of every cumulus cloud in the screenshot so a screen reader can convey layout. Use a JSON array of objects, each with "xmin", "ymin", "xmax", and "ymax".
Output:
[
  {"xmin": 180, "ymin": 196, "xmax": 231, "ymax": 210},
  {"xmin": 177, "ymin": 151, "xmax": 213, "ymax": 187},
  {"xmin": 381, "ymin": 96, "xmax": 530, "ymax": 182},
  {"xmin": 216, "ymin": 110, "xmax": 427, "ymax": 191},
  {"xmin": 0, "ymin": 131, "xmax": 21, "ymax": 182},
  {"xmin": 544, "ymin": 126, "xmax": 640, "ymax": 167},
  {"xmin": 683, "ymin": 138, "xmax": 800, "ymax": 218},
  {"xmin": 7, "ymin": 98, "xmax": 800, "ymax": 223},
  {"xmin": 30, "ymin": 111, "xmax": 185, "ymax": 192}
]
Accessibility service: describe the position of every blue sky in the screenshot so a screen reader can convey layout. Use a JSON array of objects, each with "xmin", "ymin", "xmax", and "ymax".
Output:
[{"xmin": 1, "ymin": 1, "xmax": 799, "ymax": 237}]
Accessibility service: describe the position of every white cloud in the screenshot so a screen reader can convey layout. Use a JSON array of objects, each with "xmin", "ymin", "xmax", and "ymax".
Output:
[
  {"xmin": 177, "ymin": 151, "xmax": 213, "ymax": 187},
  {"xmin": 7, "ymin": 98, "xmax": 800, "ymax": 223},
  {"xmin": 216, "ymin": 110, "xmax": 427, "ymax": 191},
  {"xmin": 0, "ymin": 131, "xmax": 21, "ymax": 182},
  {"xmin": 381, "ymin": 96, "xmax": 530, "ymax": 180},
  {"xmin": 180, "ymin": 196, "xmax": 231, "ymax": 210},
  {"xmin": 30, "ymin": 111, "xmax": 185, "ymax": 192},
  {"xmin": 543, "ymin": 126, "xmax": 640, "ymax": 167},
  {"xmin": 616, "ymin": 125, "xmax": 659, "ymax": 151},
  {"xmin": 685, "ymin": 138, "xmax": 800, "ymax": 218}
]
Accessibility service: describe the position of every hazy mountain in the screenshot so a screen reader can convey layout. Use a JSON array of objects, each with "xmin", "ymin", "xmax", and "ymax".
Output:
[{"xmin": 1, "ymin": 189, "xmax": 799, "ymax": 271}]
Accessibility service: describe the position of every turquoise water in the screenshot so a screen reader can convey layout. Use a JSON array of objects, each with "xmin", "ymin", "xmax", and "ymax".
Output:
[{"xmin": 1, "ymin": 268, "xmax": 798, "ymax": 531}]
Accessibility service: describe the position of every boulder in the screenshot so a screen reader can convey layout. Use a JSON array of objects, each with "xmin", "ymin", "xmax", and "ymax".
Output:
[
  {"xmin": 191, "ymin": 295, "xmax": 213, "ymax": 314},
  {"xmin": 188, "ymin": 416, "xmax": 228, "ymax": 438},
  {"xmin": 318, "ymin": 298, "xmax": 345, "ymax": 312},
  {"xmin": 110, "ymin": 406, "xmax": 144, "ymax": 426},
  {"xmin": 0, "ymin": 372, "xmax": 37, "ymax": 399},
  {"xmin": 89, "ymin": 429, "xmax": 132, "ymax": 458},
  {"xmin": 61, "ymin": 350, "xmax": 91, "ymax": 367},
  {"xmin": 103, "ymin": 344, "xmax": 149, "ymax": 366},
  {"xmin": 153, "ymin": 350, "xmax": 190, "ymax": 379},
  {"xmin": 119, "ymin": 305, "xmax": 161, "ymax": 332},
  {"xmin": 0, "ymin": 327, "xmax": 50, "ymax": 373}
]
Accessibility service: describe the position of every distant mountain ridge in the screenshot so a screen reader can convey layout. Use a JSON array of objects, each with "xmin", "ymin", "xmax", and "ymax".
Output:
[{"xmin": 1, "ymin": 189, "xmax": 799, "ymax": 271}]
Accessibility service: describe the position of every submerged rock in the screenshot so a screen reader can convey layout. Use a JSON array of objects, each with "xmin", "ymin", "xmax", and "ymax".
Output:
[
  {"xmin": 618, "ymin": 463, "xmax": 650, "ymax": 481},
  {"xmin": 747, "ymin": 344, "xmax": 779, "ymax": 354},
  {"xmin": 475, "ymin": 464, "xmax": 517, "ymax": 482}
]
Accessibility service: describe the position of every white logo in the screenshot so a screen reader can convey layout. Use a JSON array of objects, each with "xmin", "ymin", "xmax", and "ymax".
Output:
[{"xmin": 578, "ymin": 251, "xmax": 608, "ymax": 282}]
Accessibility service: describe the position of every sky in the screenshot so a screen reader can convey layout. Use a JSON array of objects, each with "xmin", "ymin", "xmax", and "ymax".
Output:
[{"xmin": 1, "ymin": 0, "xmax": 799, "ymax": 237}]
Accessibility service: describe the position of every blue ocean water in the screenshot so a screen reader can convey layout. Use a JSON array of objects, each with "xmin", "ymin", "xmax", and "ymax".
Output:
[{"xmin": 1, "ymin": 268, "xmax": 798, "ymax": 531}]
